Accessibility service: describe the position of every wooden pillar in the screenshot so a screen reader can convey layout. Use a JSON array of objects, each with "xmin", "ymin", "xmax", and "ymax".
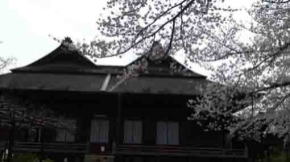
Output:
[
  {"xmin": 116, "ymin": 93, "xmax": 123, "ymax": 145},
  {"xmin": 7, "ymin": 113, "xmax": 15, "ymax": 162},
  {"xmin": 39, "ymin": 127, "xmax": 44, "ymax": 162},
  {"xmin": 113, "ymin": 93, "xmax": 123, "ymax": 161}
]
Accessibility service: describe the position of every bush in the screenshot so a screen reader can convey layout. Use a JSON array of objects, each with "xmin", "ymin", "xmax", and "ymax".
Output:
[
  {"xmin": 268, "ymin": 151, "xmax": 290, "ymax": 162},
  {"xmin": 42, "ymin": 158, "xmax": 54, "ymax": 162},
  {"xmin": 12, "ymin": 153, "xmax": 39, "ymax": 162},
  {"xmin": 257, "ymin": 147, "xmax": 290, "ymax": 162},
  {"xmin": 12, "ymin": 153, "xmax": 54, "ymax": 162}
]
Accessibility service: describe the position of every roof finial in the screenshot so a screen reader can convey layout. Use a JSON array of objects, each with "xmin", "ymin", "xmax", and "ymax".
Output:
[
  {"xmin": 149, "ymin": 41, "xmax": 166, "ymax": 61},
  {"xmin": 60, "ymin": 37, "xmax": 78, "ymax": 52},
  {"xmin": 62, "ymin": 37, "xmax": 73, "ymax": 44}
]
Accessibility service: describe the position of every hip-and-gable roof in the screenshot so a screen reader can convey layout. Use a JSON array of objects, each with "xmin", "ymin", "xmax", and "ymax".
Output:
[{"xmin": 0, "ymin": 41, "xmax": 212, "ymax": 95}]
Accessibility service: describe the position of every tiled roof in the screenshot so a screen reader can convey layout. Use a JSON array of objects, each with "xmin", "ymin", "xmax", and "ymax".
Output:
[{"xmin": 0, "ymin": 42, "xmax": 212, "ymax": 95}]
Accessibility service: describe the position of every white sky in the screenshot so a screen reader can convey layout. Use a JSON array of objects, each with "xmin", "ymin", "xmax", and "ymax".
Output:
[{"xmin": 0, "ymin": 0, "xmax": 253, "ymax": 75}]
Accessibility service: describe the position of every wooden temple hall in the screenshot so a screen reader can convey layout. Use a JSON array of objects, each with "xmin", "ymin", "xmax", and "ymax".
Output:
[{"xmin": 0, "ymin": 40, "xmax": 248, "ymax": 162}]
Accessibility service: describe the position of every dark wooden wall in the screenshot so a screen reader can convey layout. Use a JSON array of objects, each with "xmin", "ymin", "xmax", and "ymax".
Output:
[{"xmin": 2, "ymin": 90, "xmax": 227, "ymax": 148}]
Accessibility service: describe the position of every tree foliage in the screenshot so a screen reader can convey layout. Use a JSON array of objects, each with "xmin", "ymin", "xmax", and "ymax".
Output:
[
  {"xmin": 94, "ymin": 0, "xmax": 290, "ymax": 142},
  {"xmin": 0, "ymin": 94, "xmax": 71, "ymax": 129},
  {"xmin": 190, "ymin": 0, "xmax": 290, "ymax": 141},
  {"xmin": 0, "ymin": 57, "xmax": 13, "ymax": 73},
  {"xmin": 86, "ymin": 0, "xmax": 238, "ymax": 60}
]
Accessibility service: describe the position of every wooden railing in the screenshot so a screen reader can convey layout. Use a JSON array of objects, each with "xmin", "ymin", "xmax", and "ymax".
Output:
[
  {"xmin": 0, "ymin": 142, "xmax": 247, "ymax": 158},
  {"xmin": 0, "ymin": 142, "xmax": 87, "ymax": 154},
  {"xmin": 114, "ymin": 145, "xmax": 248, "ymax": 158}
]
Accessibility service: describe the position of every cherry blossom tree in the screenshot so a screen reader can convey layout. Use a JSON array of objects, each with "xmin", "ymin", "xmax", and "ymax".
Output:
[
  {"xmin": 0, "ymin": 57, "xmax": 13, "ymax": 73},
  {"xmin": 83, "ymin": 0, "xmax": 238, "ymax": 60},
  {"xmin": 0, "ymin": 57, "xmax": 72, "ymax": 162},
  {"xmin": 189, "ymin": 0, "xmax": 290, "ymax": 142},
  {"xmin": 91, "ymin": 0, "xmax": 290, "ymax": 142}
]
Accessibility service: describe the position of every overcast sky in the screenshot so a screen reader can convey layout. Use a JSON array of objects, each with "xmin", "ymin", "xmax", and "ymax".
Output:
[{"xmin": 0, "ymin": 0, "xmax": 253, "ymax": 75}]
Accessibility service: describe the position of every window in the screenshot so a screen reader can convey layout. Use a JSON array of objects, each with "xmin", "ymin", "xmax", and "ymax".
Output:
[
  {"xmin": 90, "ymin": 119, "xmax": 109, "ymax": 143},
  {"xmin": 56, "ymin": 119, "xmax": 76, "ymax": 142},
  {"xmin": 156, "ymin": 121, "xmax": 179, "ymax": 145},
  {"xmin": 124, "ymin": 120, "xmax": 142, "ymax": 144}
]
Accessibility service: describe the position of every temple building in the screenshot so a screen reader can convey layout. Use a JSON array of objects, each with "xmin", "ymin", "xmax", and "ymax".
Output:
[{"xmin": 0, "ymin": 40, "xmax": 247, "ymax": 162}]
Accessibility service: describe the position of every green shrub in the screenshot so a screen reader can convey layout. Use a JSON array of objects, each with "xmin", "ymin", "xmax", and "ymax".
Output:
[
  {"xmin": 42, "ymin": 158, "xmax": 54, "ymax": 162},
  {"xmin": 12, "ymin": 153, "xmax": 39, "ymax": 162},
  {"xmin": 269, "ymin": 151, "xmax": 290, "ymax": 162},
  {"xmin": 257, "ymin": 149, "xmax": 290, "ymax": 162},
  {"xmin": 12, "ymin": 153, "xmax": 54, "ymax": 162}
]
